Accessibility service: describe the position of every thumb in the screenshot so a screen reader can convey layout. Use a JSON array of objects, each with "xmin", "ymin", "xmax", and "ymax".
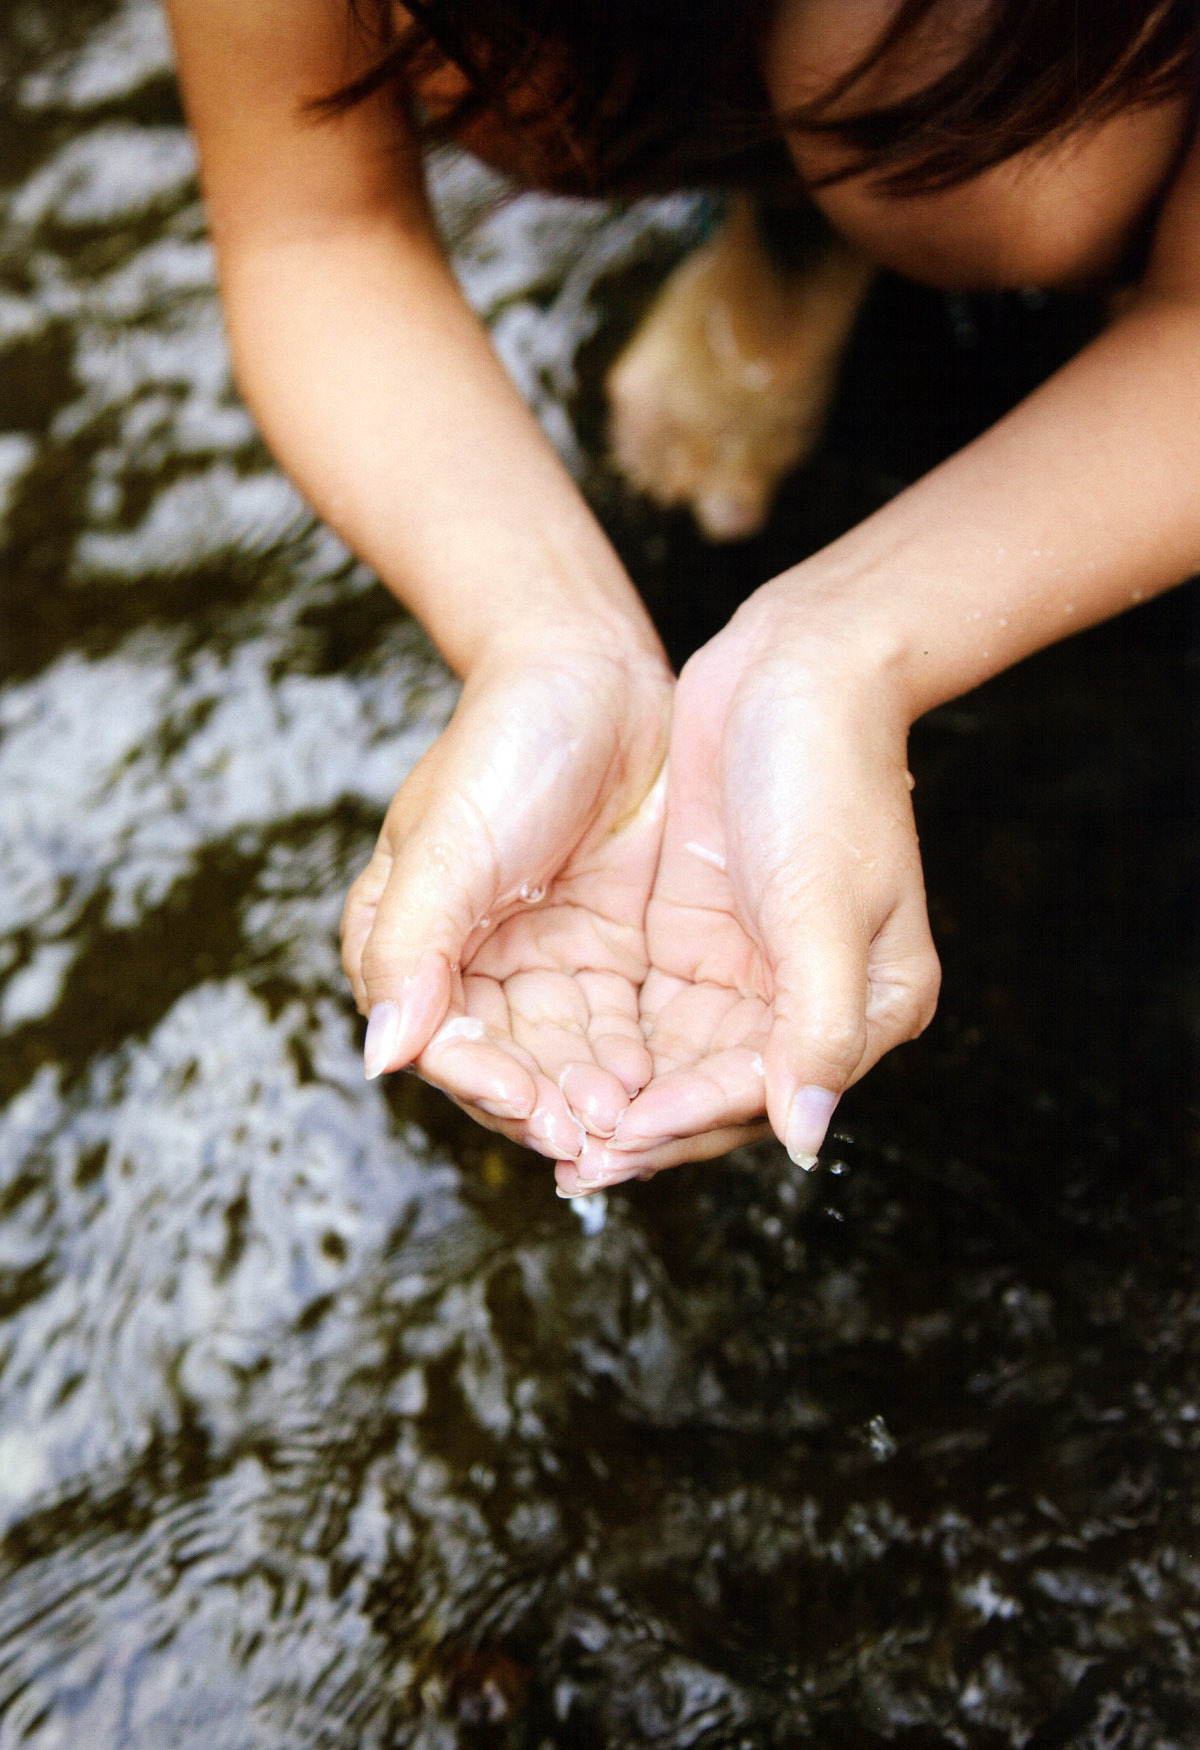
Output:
[
  {"xmin": 760, "ymin": 920, "xmax": 867, "ymax": 1172},
  {"xmin": 341, "ymin": 789, "xmax": 500, "ymax": 1079},
  {"xmin": 761, "ymin": 890, "xmax": 940, "ymax": 1168}
]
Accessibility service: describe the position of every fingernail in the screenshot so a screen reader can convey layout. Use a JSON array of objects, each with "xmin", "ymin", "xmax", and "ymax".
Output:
[
  {"xmin": 784, "ymin": 1086, "xmax": 839, "ymax": 1170},
  {"xmin": 364, "ymin": 1001, "xmax": 400, "ymax": 1080},
  {"xmin": 604, "ymin": 1124, "xmax": 672, "ymax": 1154}
]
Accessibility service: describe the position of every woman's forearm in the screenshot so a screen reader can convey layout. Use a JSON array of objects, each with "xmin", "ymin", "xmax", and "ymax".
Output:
[
  {"xmin": 166, "ymin": 0, "xmax": 664, "ymax": 679},
  {"xmin": 221, "ymin": 222, "xmax": 667, "ymax": 674},
  {"xmin": 221, "ymin": 221, "xmax": 665, "ymax": 677},
  {"xmin": 758, "ymin": 287, "xmax": 1200, "ymax": 720}
]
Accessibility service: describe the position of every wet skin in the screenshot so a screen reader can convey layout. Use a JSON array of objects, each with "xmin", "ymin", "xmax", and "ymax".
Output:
[{"xmin": 166, "ymin": 0, "xmax": 1200, "ymax": 1186}]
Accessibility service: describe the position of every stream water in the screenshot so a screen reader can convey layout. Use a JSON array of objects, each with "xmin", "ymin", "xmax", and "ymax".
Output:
[{"xmin": 1, "ymin": 3, "xmax": 1197, "ymax": 1745}]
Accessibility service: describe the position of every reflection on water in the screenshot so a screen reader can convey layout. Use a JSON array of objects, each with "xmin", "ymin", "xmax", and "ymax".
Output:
[{"xmin": 1, "ymin": 2, "xmax": 1197, "ymax": 1744}]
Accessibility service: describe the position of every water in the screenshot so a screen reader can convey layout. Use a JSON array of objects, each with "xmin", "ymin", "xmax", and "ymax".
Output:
[{"xmin": 1, "ymin": 2, "xmax": 1197, "ymax": 1744}]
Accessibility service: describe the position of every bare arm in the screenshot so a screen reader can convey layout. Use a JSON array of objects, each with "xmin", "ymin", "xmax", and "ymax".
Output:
[
  {"xmin": 166, "ymin": 0, "xmax": 676, "ymax": 1157},
  {"xmin": 163, "ymin": 0, "xmax": 665, "ymax": 676},
  {"xmin": 579, "ymin": 124, "xmax": 1200, "ymax": 1185},
  {"xmin": 763, "ymin": 125, "xmax": 1200, "ymax": 725}
]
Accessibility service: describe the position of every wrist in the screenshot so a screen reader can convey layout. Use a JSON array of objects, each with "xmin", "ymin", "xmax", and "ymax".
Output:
[
  {"xmin": 707, "ymin": 558, "xmax": 922, "ymax": 737},
  {"xmin": 462, "ymin": 612, "xmax": 675, "ymax": 760},
  {"xmin": 388, "ymin": 503, "xmax": 669, "ymax": 682},
  {"xmin": 468, "ymin": 600, "xmax": 672, "ymax": 689}
]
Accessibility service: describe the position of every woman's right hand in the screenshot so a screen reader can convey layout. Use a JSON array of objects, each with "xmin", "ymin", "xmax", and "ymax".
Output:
[
  {"xmin": 340, "ymin": 633, "xmax": 673, "ymax": 1162},
  {"xmin": 167, "ymin": 0, "xmax": 682, "ymax": 1176}
]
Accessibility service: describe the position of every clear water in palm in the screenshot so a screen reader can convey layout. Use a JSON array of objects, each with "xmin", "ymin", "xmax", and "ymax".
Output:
[{"xmin": 1, "ymin": 4, "xmax": 1196, "ymax": 1745}]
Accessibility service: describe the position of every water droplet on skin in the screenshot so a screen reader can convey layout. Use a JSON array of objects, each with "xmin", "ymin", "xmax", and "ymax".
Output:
[
  {"xmin": 683, "ymin": 840, "xmax": 726, "ymax": 872},
  {"xmin": 518, "ymin": 883, "xmax": 545, "ymax": 904},
  {"xmin": 476, "ymin": 914, "xmax": 491, "ymax": 931},
  {"xmin": 432, "ymin": 1015, "xmax": 486, "ymax": 1046}
]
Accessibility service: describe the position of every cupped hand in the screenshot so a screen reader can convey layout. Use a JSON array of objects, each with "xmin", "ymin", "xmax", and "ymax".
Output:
[
  {"xmin": 554, "ymin": 585, "xmax": 942, "ymax": 1194},
  {"xmin": 340, "ymin": 635, "xmax": 673, "ymax": 1162}
]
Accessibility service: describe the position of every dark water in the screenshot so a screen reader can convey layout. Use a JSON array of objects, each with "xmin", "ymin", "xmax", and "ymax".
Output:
[{"xmin": 1, "ymin": 3, "xmax": 1197, "ymax": 1745}]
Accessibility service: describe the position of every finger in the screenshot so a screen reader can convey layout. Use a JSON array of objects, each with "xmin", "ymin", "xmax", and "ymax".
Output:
[
  {"xmin": 343, "ymin": 832, "xmax": 469, "ymax": 1077},
  {"xmin": 761, "ymin": 880, "xmax": 941, "ymax": 1166},
  {"xmin": 434, "ymin": 1062, "xmax": 593, "ymax": 1163},
  {"xmin": 343, "ymin": 739, "xmax": 517, "ymax": 1074},
  {"xmin": 578, "ymin": 970, "xmax": 653, "ymax": 1097},
  {"xmin": 417, "ymin": 998, "xmax": 589, "ymax": 1162},
  {"xmin": 553, "ymin": 1118, "xmax": 772, "ymax": 1194},
  {"xmin": 499, "ymin": 970, "xmax": 632, "ymax": 1137},
  {"xmin": 427, "ymin": 1051, "xmax": 584, "ymax": 1160},
  {"xmin": 588, "ymin": 1034, "xmax": 651, "ymax": 1099},
  {"xmin": 861, "ymin": 890, "xmax": 941, "ymax": 1075},
  {"xmin": 434, "ymin": 1088, "xmax": 584, "ymax": 1162},
  {"xmin": 758, "ymin": 903, "xmax": 872, "ymax": 1171},
  {"xmin": 347, "ymin": 828, "xmax": 482, "ymax": 1014},
  {"xmin": 606, "ymin": 1045, "xmax": 768, "ymax": 1151},
  {"xmin": 558, "ymin": 1062, "xmax": 631, "ymax": 1139},
  {"xmin": 416, "ymin": 1015, "xmax": 538, "ymax": 1124},
  {"xmin": 340, "ymin": 844, "xmax": 388, "ymax": 1015},
  {"xmin": 523, "ymin": 1084, "xmax": 589, "ymax": 1161}
]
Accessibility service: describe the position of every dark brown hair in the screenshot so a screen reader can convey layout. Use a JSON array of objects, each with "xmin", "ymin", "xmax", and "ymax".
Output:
[{"xmin": 329, "ymin": 1, "xmax": 1199, "ymax": 196}]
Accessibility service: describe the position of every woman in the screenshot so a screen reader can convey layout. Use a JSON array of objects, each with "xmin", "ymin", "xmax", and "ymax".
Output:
[{"xmin": 163, "ymin": 0, "xmax": 1200, "ymax": 1191}]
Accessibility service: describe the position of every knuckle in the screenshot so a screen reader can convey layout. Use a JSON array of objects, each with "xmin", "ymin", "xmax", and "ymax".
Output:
[
  {"xmin": 338, "ymin": 892, "xmax": 363, "ymax": 950},
  {"xmin": 341, "ymin": 935, "xmax": 370, "ymax": 1000},
  {"xmin": 867, "ymin": 949, "xmax": 942, "ymax": 1042},
  {"xmin": 359, "ymin": 937, "xmax": 402, "ymax": 995},
  {"xmin": 892, "ymin": 985, "xmax": 933, "ymax": 1042},
  {"xmin": 675, "ymin": 647, "xmax": 723, "ymax": 715},
  {"xmin": 341, "ymin": 863, "xmax": 384, "ymax": 931},
  {"xmin": 676, "ymin": 645, "xmax": 711, "ymax": 690},
  {"xmin": 345, "ymin": 863, "xmax": 374, "ymax": 900},
  {"xmin": 799, "ymin": 1012, "xmax": 867, "ymax": 1077},
  {"xmin": 914, "ymin": 952, "xmax": 943, "ymax": 1034}
]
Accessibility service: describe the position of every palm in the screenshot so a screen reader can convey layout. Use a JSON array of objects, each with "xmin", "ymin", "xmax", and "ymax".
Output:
[
  {"xmin": 348, "ymin": 612, "xmax": 937, "ymax": 1189},
  {"xmin": 553, "ymin": 667, "xmax": 777, "ymax": 1188},
  {"xmin": 421, "ymin": 763, "xmax": 667, "ymax": 1156},
  {"xmin": 342, "ymin": 650, "xmax": 672, "ymax": 1160}
]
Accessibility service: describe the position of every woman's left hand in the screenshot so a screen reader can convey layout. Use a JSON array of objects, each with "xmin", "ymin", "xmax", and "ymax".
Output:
[{"xmin": 553, "ymin": 579, "xmax": 943, "ymax": 1193}]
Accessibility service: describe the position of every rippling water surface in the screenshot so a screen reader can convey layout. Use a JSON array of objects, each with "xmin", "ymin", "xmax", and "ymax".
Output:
[{"xmin": 2, "ymin": 4, "xmax": 1197, "ymax": 1745}]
